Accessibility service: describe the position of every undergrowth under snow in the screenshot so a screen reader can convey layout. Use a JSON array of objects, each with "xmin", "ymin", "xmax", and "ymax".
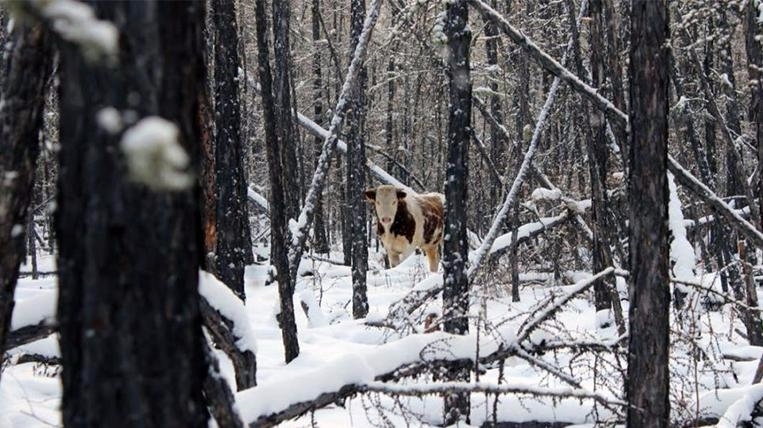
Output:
[{"xmin": 2, "ymin": 248, "xmax": 762, "ymax": 427}]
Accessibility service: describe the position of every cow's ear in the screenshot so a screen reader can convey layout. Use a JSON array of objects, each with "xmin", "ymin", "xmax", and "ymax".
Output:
[
  {"xmin": 396, "ymin": 189, "xmax": 407, "ymax": 200},
  {"xmin": 364, "ymin": 189, "xmax": 376, "ymax": 202}
]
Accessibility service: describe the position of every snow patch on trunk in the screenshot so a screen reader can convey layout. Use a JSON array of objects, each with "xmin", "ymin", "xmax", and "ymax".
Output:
[{"xmin": 120, "ymin": 116, "xmax": 193, "ymax": 191}]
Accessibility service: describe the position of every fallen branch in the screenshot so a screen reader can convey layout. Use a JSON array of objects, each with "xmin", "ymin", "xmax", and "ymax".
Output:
[
  {"xmin": 287, "ymin": 0, "xmax": 383, "ymax": 280},
  {"xmin": 5, "ymin": 320, "xmax": 56, "ymax": 350},
  {"xmin": 199, "ymin": 271, "xmax": 258, "ymax": 390},
  {"xmin": 668, "ymin": 155, "xmax": 763, "ymax": 249},
  {"xmin": 203, "ymin": 339, "xmax": 245, "ymax": 428},
  {"xmin": 468, "ymin": 0, "xmax": 628, "ymax": 129},
  {"xmin": 362, "ymin": 380, "xmax": 626, "ymax": 408}
]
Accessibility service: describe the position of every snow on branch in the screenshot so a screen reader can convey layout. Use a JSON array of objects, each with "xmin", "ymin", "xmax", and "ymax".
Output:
[
  {"xmin": 468, "ymin": 0, "xmax": 628, "ymax": 129},
  {"xmin": 668, "ymin": 173, "xmax": 695, "ymax": 297},
  {"xmin": 246, "ymin": 185, "xmax": 269, "ymax": 212},
  {"xmin": 515, "ymin": 267, "xmax": 615, "ymax": 345},
  {"xmin": 467, "ymin": 0, "xmax": 587, "ymax": 281},
  {"xmin": 286, "ymin": 0, "xmax": 383, "ymax": 276},
  {"xmin": 199, "ymin": 271, "xmax": 257, "ymax": 390},
  {"xmin": 294, "ymin": 111, "xmax": 413, "ymax": 192},
  {"xmin": 120, "ymin": 116, "xmax": 194, "ymax": 192},
  {"xmin": 668, "ymin": 155, "xmax": 763, "ymax": 249},
  {"xmin": 12, "ymin": 0, "xmax": 118, "ymax": 63},
  {"xmin": 238, "ymin": 332, "xmax": 479, "ymax": 426},
  {"xmin": 362, "ymin": 380, "xmax": 626, "ymax": 407}
]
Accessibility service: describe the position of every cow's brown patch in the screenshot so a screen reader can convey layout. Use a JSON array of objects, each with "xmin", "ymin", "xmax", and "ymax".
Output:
[
  {"xmin": 419, "ymin": 195, "xmax": 444, "ymax": 244},
  {"xmin": 389, "ymin": 200, "xmax": 415, "ymax": 243}
]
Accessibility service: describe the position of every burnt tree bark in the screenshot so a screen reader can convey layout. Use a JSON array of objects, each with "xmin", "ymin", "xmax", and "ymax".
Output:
[
  {"xmin": 56, "ymin": 2, "xmax": 208, "ymax": 427},
  {"xmin": 627, "ymin": 1, "xmax": 670, "ymax": 427},
  {"xmin": 254, "ymin": 0, "xmax": 300, "ymax": 362},
  {"xmin": 0, "ymin": 23, "xmax": 52, "ymax": 377},
  {"xmin": 588, "ymin": 0, "xmax": 614, "ymax": 312},
  {"xmin": 210, "ymin": 0, "xmax": 254, "ymax": 299},
  {"xmin": 747, "ymin": 0, "xmax": 763, "ymax": 235},
  {"xmin": 347, "ymin": 0, "xmax": 369, "ymax": 319},
  {"xmin": 442, "ymin": 0, "xmax": 472, "ymax": 423},
  {"xmin": 311, "ymin": 0, "xmax": 330, "ymax": 254}
]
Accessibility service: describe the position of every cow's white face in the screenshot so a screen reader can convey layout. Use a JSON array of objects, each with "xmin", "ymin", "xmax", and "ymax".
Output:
[{"xmin": 364, "ymin": 185, "xmax": 406, "ymax": 227}]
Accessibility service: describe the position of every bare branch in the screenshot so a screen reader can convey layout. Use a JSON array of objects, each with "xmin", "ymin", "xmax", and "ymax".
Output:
[
  {"xmin": 668, "ymin": 155, "xmax": 763, "ymax": 249},
  {"xmin": 468, "ymin": 0, "xmax": 628, "ymax": 129}
]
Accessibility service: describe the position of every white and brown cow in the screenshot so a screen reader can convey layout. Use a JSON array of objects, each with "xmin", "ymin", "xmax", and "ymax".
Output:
[{"xmin": 364, "ymin": 185, "xmax": 445, "ymax": 272}]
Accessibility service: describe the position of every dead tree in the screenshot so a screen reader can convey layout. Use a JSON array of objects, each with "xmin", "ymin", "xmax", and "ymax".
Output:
[
  {"xmin": 56, "ymin": 2, "xmax": 208, "ymax": 426},
  {"xmin": 0, "ymin": 22, "xmax": 52, "ymax": 380},
  {"xmin": 210, "ymin": 0, "xmax": 254, "ymax": 299},
  {"xmin": 442, "ymin": 0, "xmax": 472, "ymax": 422},
  {"xmin": 627, "ymin": 1, "xmax": 670, "ymax": 427},
  {"xmin": 253, "ymin": 0, "xmax": 300, "ymax": 362},
  {"xmin": 347, "ymin": 0, "xmax": 369, "ymax": 319}
]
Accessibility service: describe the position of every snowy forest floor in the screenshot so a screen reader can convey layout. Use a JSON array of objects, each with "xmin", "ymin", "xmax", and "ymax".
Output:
[{"xmin": 2, "ymin": 250, "xmax": 763, "ymax": 427}]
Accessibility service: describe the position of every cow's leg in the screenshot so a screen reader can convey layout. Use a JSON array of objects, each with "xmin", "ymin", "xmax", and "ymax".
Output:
[
  {"xmin": 400, "ymin": 246, "xmax": 415, "ymax": 265},
  {"xmin": 424, "ymin": 246, "xmax": 440, "ymax": 272},
  {"xmin": 387, "ymin": 251, "xmax": 401, "ymax": 267}
]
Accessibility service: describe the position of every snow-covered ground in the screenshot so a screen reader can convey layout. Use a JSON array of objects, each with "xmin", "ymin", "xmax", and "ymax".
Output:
[{"xmin": 2, "ymin": 247, "xmax": 762, "ymax": 427}]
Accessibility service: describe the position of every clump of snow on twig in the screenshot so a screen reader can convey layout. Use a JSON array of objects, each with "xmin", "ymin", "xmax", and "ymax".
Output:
[
  {"xmin": 668, "ymin": 173, "xmax": 696, "ymax": 283},
  {"xmin": 120, "ymin": 116, "xmax": 193, "ymax": 191},
  {"xmin": 26, "ymin": 0, "xmax": 118, "ymax": 63},
  {"xmin": 530, "ymin": 187, "xmax": 562, "ymax": 202}
]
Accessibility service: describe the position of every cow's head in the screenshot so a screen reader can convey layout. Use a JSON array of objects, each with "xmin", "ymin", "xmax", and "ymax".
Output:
[{"xmin": 364, "ymin": 185, "xmax": 406, "ymax": 226}]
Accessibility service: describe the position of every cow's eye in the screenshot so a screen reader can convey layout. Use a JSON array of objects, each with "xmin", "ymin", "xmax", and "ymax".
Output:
[{"xmin": 393, "ymin": 201, "xmax": 397, "ymax": 205}]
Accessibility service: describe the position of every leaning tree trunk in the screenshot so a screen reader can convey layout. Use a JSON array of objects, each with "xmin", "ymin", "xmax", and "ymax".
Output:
[
  {"xmin": 442, "ymin": 0, "xmax": 472, "ymax": 423},
  {"xmin": 627, "ymin": 1, "xmax": 670, "ymax": 427},
  {"xmin": 210, "ymin": 0, "xmax": 254, "ymax": 299},
  {"xmin": 56, "ymin": 2, "xmax": 208, "ymax": 426},
  {"xmin": 347, "ymin": 0, "xmax": 369, "ymax": 319},
  {"xmin": 0, "ymin": 22, "xmax": 52, "ymax": 378}
]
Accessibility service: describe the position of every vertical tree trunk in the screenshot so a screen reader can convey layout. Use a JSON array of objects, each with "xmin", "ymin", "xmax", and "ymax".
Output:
[
  {"xmin": 627, "ymin": 1, "xmax": 670, "ymax": 427},
  {"xmin": 254, "ymin": 0, "xmax": 300, "ymax": 362},
  {"xmin": 485, "ymin": 0, "xmax": 506, "ymax": 215},
  {"xmin": 747, "ymin": 0, "xmax": 763, "ymax": 234},
  {"xmin": 347, "ymin": 0, "xmax": 369, "ymax": 319},
  {"xmin": 442, "ymin": 0, "xmax": 471, "ymax": 423},
  {"xmin": 0, "ymin": 23, "xmax": 52, "ymax": 375},
  {"xmin": 56, "ymin": 2, "xmax": 208, "ymax": 426},
  {"xmin": 311, "ymin": 0, "xmax": 330, "ymax": 254},
  {"xmin": 211, "ymin": 0, "xmax": 254, "ymax": 298},
  {"xmin": 588, "ymin": 0, "xmax": 614, "ymax": 312}
]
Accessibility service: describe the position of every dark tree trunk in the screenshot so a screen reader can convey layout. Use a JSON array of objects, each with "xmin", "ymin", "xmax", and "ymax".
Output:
[
  {"xmin": 588, "ymin": 0, "xmax": 614, "ymax": 312},
  {"xmin": 254, "ymin": 0, "xmax": 300, "ymax": 362},
  {"xmin": 347, "ymin": 0, "xmax": 369, "ymax": 319},
  {"xmin": 311, "ymin": 0, "xmax": 330, "ymax": 254},
  {"xmin": 627, "ymin": 1, "xmax": 670, "ymax": 427},
  {"xmin": 211, "ymin": 0, "xmax": 254, "ymax": 299},
  {"xmin": 747, "ymin": 0, "xmax": 763, "ymax": 234},
  {"xmin": 56, "ymin": 2, "xmax": 208, "ymax": 427},
  {"xmin": 442, "ymin": 0, "xmax": 471, "ymax": 423},
  {"xmin": 272, "ymin": 0, "xmax": 301, "ymax": 223},
  {"xmin": 485, "ymin": 0, "xmax": 505, "ymax": 212},
  {"xmin": 0, "ymin": 23, "xmax": 52, "ymax": 374}
]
